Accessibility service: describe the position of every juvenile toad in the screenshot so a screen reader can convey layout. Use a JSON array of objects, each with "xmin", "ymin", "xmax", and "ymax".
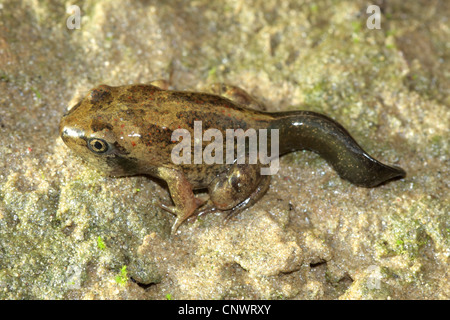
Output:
[{"xmin": 60, "ymin": 82, "xmax": 406, "ymax": 234}]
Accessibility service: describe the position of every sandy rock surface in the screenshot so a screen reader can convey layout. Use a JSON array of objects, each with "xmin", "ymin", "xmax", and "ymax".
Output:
[{"xmin": 0, "ymin": 0, "xmax": 448, "ymax": 299}]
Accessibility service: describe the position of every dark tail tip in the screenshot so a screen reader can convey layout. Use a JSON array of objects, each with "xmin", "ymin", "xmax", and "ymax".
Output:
[
  {"xmin": 358, "ymin": 160, "xmax": 406, "ymax": 188},
  {"xmin": 374, "ymin": 164, "xmax": 406, "ymax": 187}
]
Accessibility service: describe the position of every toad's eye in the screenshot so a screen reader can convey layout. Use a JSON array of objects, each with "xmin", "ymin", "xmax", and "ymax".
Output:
[{"xmin": 87, "ymin": 138, "xmax": 109, "ymax": 154}]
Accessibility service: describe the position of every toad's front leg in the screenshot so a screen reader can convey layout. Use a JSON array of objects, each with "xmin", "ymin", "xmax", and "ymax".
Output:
[{"xmin": 157, "ymin": 167, "xmax": 206, "ymax": 234}]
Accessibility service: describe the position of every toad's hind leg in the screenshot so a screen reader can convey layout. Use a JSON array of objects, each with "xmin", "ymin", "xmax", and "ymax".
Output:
[
  {"xmin": 202, "ymin": 164, "xmax": 271, "ymax": 221},
  {"xmin": 204, "ymin": 83, "xmax": 267, "ymax": 111},
  {"xmin": 223, "ymin": 175, "xmax": 271, "ymax": 221}
]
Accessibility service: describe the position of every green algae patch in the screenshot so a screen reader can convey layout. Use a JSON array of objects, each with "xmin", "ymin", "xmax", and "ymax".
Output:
[
  {"xmin": 115, "ymin": 265, "xmax": 128, "ymax": 286},
  {"xmin": 376, "ymin": 196, "xmax": 449, "ymax": 261}
]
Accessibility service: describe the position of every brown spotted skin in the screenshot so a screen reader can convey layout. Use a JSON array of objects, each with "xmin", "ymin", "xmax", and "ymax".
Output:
[{"xmin": 60, "ymin": 83, "xmax": 406, "ymax": 234}]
